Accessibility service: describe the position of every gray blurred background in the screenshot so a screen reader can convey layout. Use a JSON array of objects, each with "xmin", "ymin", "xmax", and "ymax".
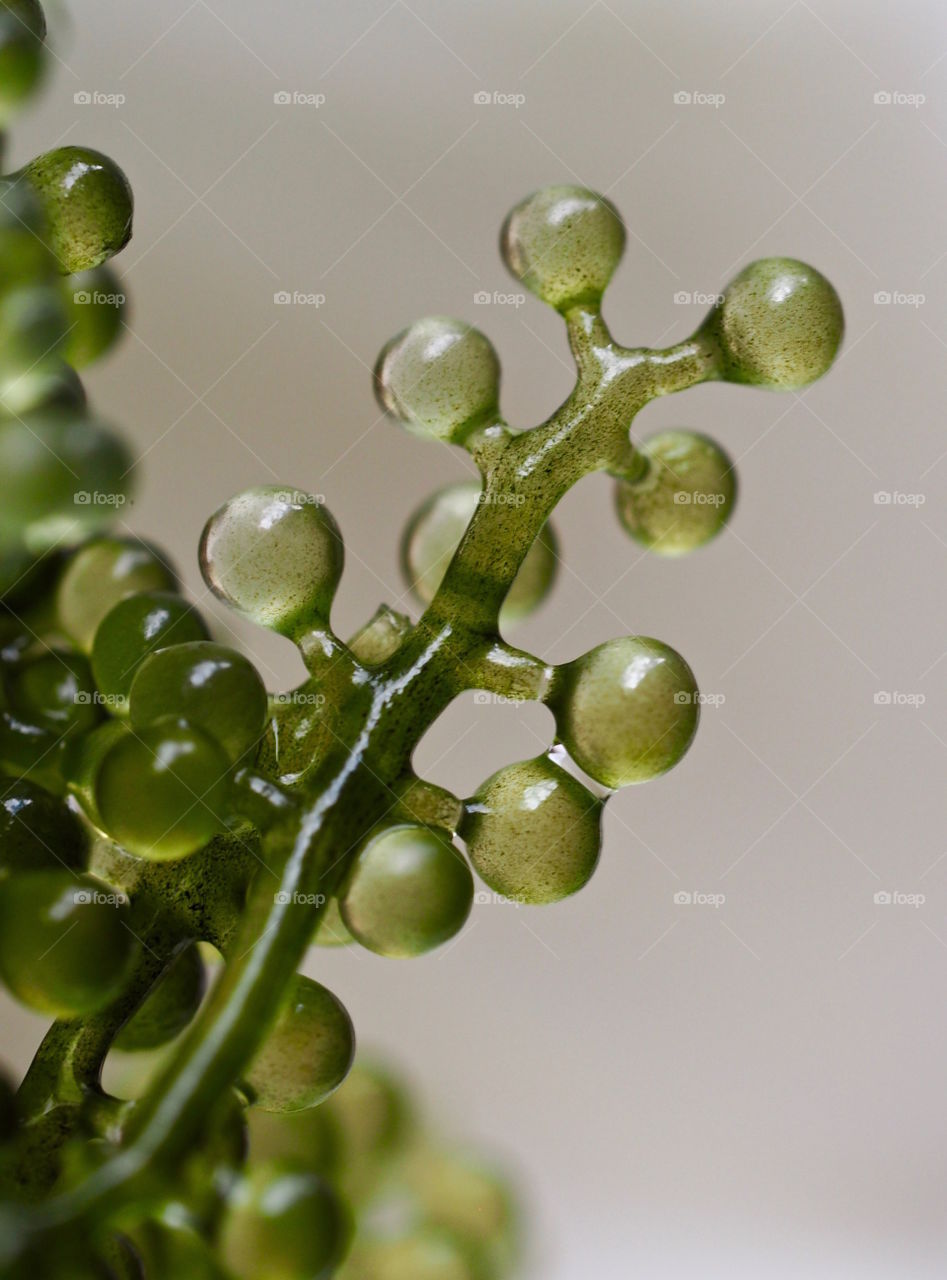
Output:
[{"xmin": 4, "ymin": 1, "xmax": 947, "ymax": 1275}]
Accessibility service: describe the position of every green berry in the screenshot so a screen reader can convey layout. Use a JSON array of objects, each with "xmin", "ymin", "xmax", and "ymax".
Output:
[
  {"xmin": 200, "ymin": 486, "xmax": 343, "ymax": 635},
  {"xmin": 91, "ymin": 591, "xmax": 209, "ymax": 714},
  {"xmin": 59, "ymin": 265, "xmax": 126, "ymax": 368},
  {"xmin": 9, "ymin": 648, "xmax": 100, "ymax": 735},
  {"xmin": 0, "ymin": 1, "xmax": 47, "ymax": 127},
  {"xmin": 402, "ymin": 482, "xmax": 558, "ymax": 623},
  {"xmin": 0, "ymin": 409, "xmax": 132, "ymax": 553},
  {"xmin": 340, "ymin": 1230, "xmax": 480, "ymax": 1280},
  {"xmin": 129, "ymin": 641, "xmax": 267, "ymax": 763},
  {"xmin": 95, "ymin": 717, "xmax": 231, "ymax": 860},
  {"xmin": 57, "ymin": 537, "xmax": 176, "ymax": 651},
  {"xmin": 615, "ymin": 430, "xmax": 736, "ymax": 556},
  {"xmin": 0, "ymin": 284, "xmax": 67, "ymax": 379},
  {"xmin": 550, "ymin": 637, "xmax": 699, "ymax": 787},
  {"xmin": 375, "ymin": 317, "xmax": 500, "ymax": 444},
  {"xmin": 245, "ymin": 974, "xmax": 355, "ymax": 1112},
  {"xmin": 0, "ymin": 870, "xmax": 138, "ymax": 1016},
  {"xmin": 501, "ymin": 185, "xmax": 625, "ymax": 311},
  {"xmin": 463, "ymin": 755, "xmax": 602, "ymax": 904},
  {"xmin": 0, "ymin": 776, "xmax": 86, "ymax": 874},
  {"xmin": 114, "ymin": 943, "xmax": 206, "ymax": 1052},
  {"xmin": 219, "ymin": 1161, "xmax": 352, "ymax": 1280},
  {"xmin": 341, "ymin": 823, "xmax": 473, "ymax": 958},
  {"xmin": 703, "ymin": 257, "xmax": 843, "ymax": 389},
  {"xmin": 0, "ymin": 358, "xmax": 86, "ymax": 419},
  {"xmin": 18, "ymin": 146, "xmax": 133, "ymax": 274}
]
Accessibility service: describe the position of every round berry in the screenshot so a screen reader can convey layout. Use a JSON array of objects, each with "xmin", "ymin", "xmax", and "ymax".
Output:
[
  {"xmin": 341, "ymin": 824, "xmax": 473, "ymax": 958},
  {"xmin": 0, "ymin": 777, "xmax": 86, "ymax": 875},
  {"xmin": 219, "ymin": 1161, "xmax": 351, "ymax": 1280},
  {"xmin": 245, "ymin": 975, "xmax": 355, "ymax": 1112},
  {"xmin": 550, "ymin": 637, "xmax": 699, "ymax": 787},
  {"xmin": 615, "ymin": 430, "xmax": 736, "ymax": 556},
  {"xmin": 91, "ymin": 590, "xmax": 210, "ymax": 713},
  {"xmin": 95, "ymin": 717, "xmax": 231, "ymax": 860},
  {"xmin": 9, "ymin": 649, "xmax": 100, "ymax": 736},
  {"xmin": 18, "ymin": 146, "xmax": 133, "ymax": 273},
  {"xmin": 402, "ymin": 482, "xmax": 558, "ymax": 623},
  {"xmin": 200, "ymin": 486, "xmax": 343, "ymax": 635},
  {"xmin": 501, "ymin": 185, "xmax": 625, "ymax": 311},
  {"xmin": 60, "ymin": 265, "xmax": 126, "ymax": 368},
  {"xmin": 57, "ymin": 537, "xmax": 176, "ymax": 651},
  {"xmin": 463, "ymin": 755, "xmax": 602, "ymax": 904},
  {"xmin": 129, "ymin": 641, "xmax": 267, "ymax": 763},
  {"xmin": 375, "ymin": 317, "xmax": 500, "ymax": 444},
  {"xmin": 0, "ymin": 870, "xmax": 138, "ymax": 1016},
  {"xmin": 704, "ymin": 257, "xmax": 843, "ymax": 389}
]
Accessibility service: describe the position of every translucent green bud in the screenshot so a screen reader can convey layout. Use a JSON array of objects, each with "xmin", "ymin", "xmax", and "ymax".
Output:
[
  {"xmin": 200, "ymin": 486, "xmax": 343, "ymax": 636},
  {"xmin": 129, "ymin": 641, "xmax": 268, "ymax": 764},
  {"xmin": 501, "ymin": 185, "xmax": 625, "ymax": 311},
  {"xmin": 404, "ymin": 1149, "xmax": 518, "ymax": 1273},
  {"xmin": 219, "ymin": 1161, "xmax": 352, "ymax": 1280},
  {"xmin": 10, "ymin": 649, "xmax": 100, "ymax": 736},
  {"xmin": 57, "ymin": 536, "xmax": 176, "ymax": 651},
  {"xmin": 374, "ymin": 316, "xmax": 500, "ymax": 444},
  {"xmin": 60, "ymin": 265, "xmax": 126, "ymax": 368},
  {"xmin": 0, "ymin": 776, "xmax": 87, "ymax": 874},
  {"xmin": 91, "ymin": 590, "xmax": 210, "ymax": 713},
  {"xmin": 402, "ymin": 482, "xmax": 558, "ymax": 624},
  {"xmin": 17, "ymin": 146, "xmax": 133, "ymax": 273},
  {"xmin": 703, "ymin": 257, "xmax": 843, "ymax": 389},
  {"xmin": 0, "ymin": 358, "xmax": 85, "ymax": 419},
  {"xmin": 0, "ymin": 869, "xmax": 138, "ymax": 1016},
  {"xmin": 347, "ymin": 604, "xmax": 411, "ymax": 666},
  {"xmin": 0, "ymin": 284, "xmax": 68, "ymax": 381},
  {"xmin": 114, "ymin": 942, "xmax": 206, "ymax": 1052},
  {"xmin": 615, "ymin": 430, "xmax": 736, "ymax": 556},
  {"xmin": 95, "ymin": 716, "xmax": 231, "ymax": 860},
  {"xmin": 340, "ymin": 1230, "xmax": 480, "ymax": 1280},
  {"xmin": 245, "ymin": 974, "xmax": 355, "ymax": 1112},
  {"xmin": 341, "ymin": 823, "xmax": 473, "ymax": 958},
  {"xmin": 550, "ymin": 636, "xmax": 699, "ymax": 787},
  {"xmin": 0, "ymin": 409, "xmax": 131, "ymax": 554},
  {"xmin": 463, "ymin": 755, "xmax": 602, "ymax": 904},
  {"xmin": 0, "ymin": 0, "xmax": 47, "ymax": 127}
]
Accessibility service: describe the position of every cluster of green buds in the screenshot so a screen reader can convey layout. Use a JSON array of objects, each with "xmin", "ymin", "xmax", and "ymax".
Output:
[{"xmin": 0, "ymin": 3, "xmax": 844, "ymax": 1277}]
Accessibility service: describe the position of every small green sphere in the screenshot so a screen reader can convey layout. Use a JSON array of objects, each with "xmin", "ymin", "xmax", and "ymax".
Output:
[
  {"xmin": 0, "ymin": 777, "xmax": 87, "ymax": 874},
  {"xmin": 402, "ymin": 482, "xmax": 558, "ymax": 624},
  {"xmin": 550, "ymin": 637, "xmax": 699, "ymax": 788},
  {"xmin": 375, "ymin": 317, "xmax": 500, "ymax": 444},
  {"xmin": 91, "ymin": 590, "xmax": 210, "ymax": 713},
  {"xmin": 129, "ymin": 641, "xmax": 267, "ymax": 763},
  {"xmin": 95, "ymin": 717, "xmax": 231, "ymax": 860},
  {"xmin": 0, "ymin": 284, "xmax": 67, "ymax": 377},
  {"xmin": 463, "ymin": 755, "xmax": 602, "ymax": 904},
  {"xmin": 0, "ymin": 357, "xmax": 85, "ymax": 419},
  {"xmin": 114, "ymin": 943, "xmax": 206, "ymax": 1051},
  {"xmin": 340, "ymin": 1230, "xmax": 480, "ymax": 1280},
  {"xmin": 0, "ymin": 870, "xmax": 138, "ymax": 1016},
  {"xmin": 18, "ymin": 146, "xmax": 133, "ymax": 274},
  {"xmin": 501, "ymin": 185, "xmax": 625, "ymax": 311},
  {"xmin": 704, "ymin": 257, "xmax": 843, "ymax": 390},
  {"xmin": 0, "ymin": 1, "xmax": 47, "ymax": 127},
  {"xmin": 341, "ymin": 824, "xmax": 473, "ymax": 958},
  {"xmin": 9, "ymin": 648, "xmax": 100, "ymax": 736},
  {"xmin": 219, "ymin": 1161, "xmax": 352, "ymax": 1280},
  {"xmin": 245, "ymin": 975, "xmax": 355, "ymax": 1112},
  {"xmin": 615, "ymin": 430, "xmax": 736, "ymax": 556},
  {"xmin": 60, "ymin": 265, "xmax": 126, "ymax": 368},
  {"xmin": 200, "ymin": 486, "xmax": 343, "ymax": 636},
  {"xmin": 0, "ymin": 409, "xmax": 132, "ymax": 553},
  {"xmin": 57, "ymin": 537, "xmax": 176, "ymax": 651}
]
